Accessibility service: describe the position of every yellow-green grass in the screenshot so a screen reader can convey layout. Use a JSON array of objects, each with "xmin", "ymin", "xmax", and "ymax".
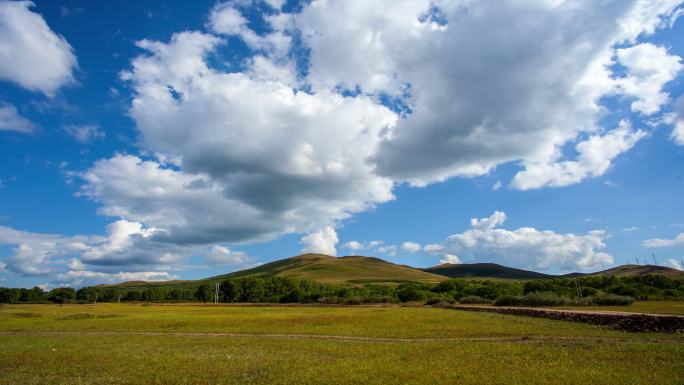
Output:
[
  {"xmin": 1, "ymin": 304, "xmax": 683, "ymax": 385},
  {"xmin": 554, "ymin": 301, "xmax": 684, "ymax": 316}
]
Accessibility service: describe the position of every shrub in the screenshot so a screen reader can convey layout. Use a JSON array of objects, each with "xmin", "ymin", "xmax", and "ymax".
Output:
[
  {"xmin": 579, "ymin": 287, "xmax": 599, "ymax": 297},
  {"xmin": 458, "ymin": 295, "xmax": 491, "ymax": 304},
  {"xmin": 397, "ymin": 286, "xmax": 429, "ymax": 302},
  {"xmin": 317, "ymin": 296, "xmax": 341, "ymax": 304},
  {"xmin": 591, "ymin": 294, "xmax": 635, "ymax": 306},
  {"xmin": 363, "ymin": 295, "xmax": 396, "ymax": 304},
  {"xmin": 494, "ymin": 295, "xmax": 522, "ymax": 306},
  {"xmin": 342, "ymin": 296, "xmax": 364, "ymax": 305},
  {"xmin": 571, "ymin": 297, "xmax": 594, "ymax": 306},
  {"xmin": 519, "ymin": 292, "xmax": 570, "ymax": 307},
  {"xmin": 425, "ymin": 297, "xmax": 454, "ymax": 306}
]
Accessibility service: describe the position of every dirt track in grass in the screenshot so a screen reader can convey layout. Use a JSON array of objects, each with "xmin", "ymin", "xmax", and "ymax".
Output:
[{"xmin": 1, "ymin": 330, "xmax": 682, "ymax": 344}]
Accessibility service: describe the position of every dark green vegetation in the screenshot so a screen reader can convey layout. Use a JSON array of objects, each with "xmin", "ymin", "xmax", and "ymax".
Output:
[
  {"xmin": 3, "ymin": 270, "xmax": 682, "ymax": 308},
  {"xmin": 1, "ymin": 304, "xmax": 683, "ymax": 385},
  {"xmin": 423, "ymin": 262, "xmax": 553, "ymax": 279}
]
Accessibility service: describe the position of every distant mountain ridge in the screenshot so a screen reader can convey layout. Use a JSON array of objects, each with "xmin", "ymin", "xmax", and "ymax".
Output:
[
  {"xmin": 422, "ymin": 262, "xmax": 554, "ymax": 280},
  {"xmin": 100, "ymin": 254, "xmax": 684, "ymax": 289}
]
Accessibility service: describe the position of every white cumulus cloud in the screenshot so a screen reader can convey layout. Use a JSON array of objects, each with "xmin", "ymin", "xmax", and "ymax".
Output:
[
  {"xmin": 401, "ymin": 241, "xmax": 422, "ymax": 253},
  {"xmin": 437, "ymin": 211, "xmax": 613, "ymax": 271},
  {"xmin": 642, "ymin": 233, "xmax": 684, "ymax": 248},
  {"xmin": 204, "ymin": 245, "xmax": 250, "ymax": 265},
  {"xmin": 86, "ymin": 30, "xmax": 396, "ymax": 245},
  {"xmin": 613, "ymin": 43, "xmax": 683, "ymax": 115},
  {"xmin": 439, "ymin": 254, "xmax": 462, "ymax": 265},
  {"xmin": 0, "ymin": 222, "xmax": 248, "ymax": 286},
  {"xmin": 296, "ymin": 0, "xmax": 681, "ymax": 188},
  {"xmin": 511, "ymin": 121, "xmax": 646, "ymax": 190},
  {"xmin": 0, "ymin": 103, "xmax": 34, "ymax": 133},
  {"xmin": 300, "ymin": 226, "xmax": 338, "ymax": 256},
  {"xmin": 342, "ymin": 240, "xmax": 364, "ymax": 251},
  {"xmin": 0, "ymin": 1, "xmax": 77, "ymax": 95}
]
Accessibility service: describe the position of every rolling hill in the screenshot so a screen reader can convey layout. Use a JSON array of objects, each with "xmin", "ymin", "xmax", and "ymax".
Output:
[
  {"xmin": 105, "ymin": 253, "xmax": 447, "ymax": 289},
  {"xmin": 204, "ymin": 253, "xmax": 447, "ymax": 285},
  {"xmin": 422, "ymin": 262, "xmax": 553, "ymax": 280},
  {"xmin": 585, "ymin": 264, "xmax": 684, "ymax": 279}
]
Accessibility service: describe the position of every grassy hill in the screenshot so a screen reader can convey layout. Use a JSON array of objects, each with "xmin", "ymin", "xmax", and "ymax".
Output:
[
  {"xmin": 422, "ymin": 262, "xmax": 553, "ymax": 280},
  {"xmin": 205, "ymin": 253, "xmax": 447, "ymax": 285},
  {"xmin": 105, "ymin": 254, "xmax": 447, "ymax": 290},
  {"xmin": 588, "ymin": 264, "xmax": 684, "ymax": 279}
]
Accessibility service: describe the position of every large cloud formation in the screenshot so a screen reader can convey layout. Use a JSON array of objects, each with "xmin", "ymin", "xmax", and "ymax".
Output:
[
  {"xmin": 427, "ymin": 212, "xmax": 614, "ymax": 270},
  {"xmin": 298, "ymin": 0, "xmax": 681, "ymax": 187},
  {"xmin": 88, "ymin": 31, "xmax": 396, "ymax": 245},
  {"xmin": 78, "ymin": 0, "xmax": 682, "ymax": 245},
  {"xmin": 0, "ymin": 1, "xmax": 77, "ymax": 95},
  {"xmin": 0, "ymin": 221, "xmax": 250, "ymax": 286}
]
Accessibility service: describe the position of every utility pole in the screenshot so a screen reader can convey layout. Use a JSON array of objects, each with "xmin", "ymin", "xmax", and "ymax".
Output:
[
  {"xmin": 215, "ymin": 283, "xmax": 219, "ymax": 304},
  {"xmin": 94, "ymin": 291, "xmax": 98, "ymax": 304},
  {"xmin": 117, "ymin": 290, "xmax": 121, "ymax": 303},
  {"xmin": 574, "ymin": 265, "xmax": 583, "ymax": 298}
]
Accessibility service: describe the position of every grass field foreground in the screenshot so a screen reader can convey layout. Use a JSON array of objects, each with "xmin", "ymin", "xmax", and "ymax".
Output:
[{"xmin": 1, "ymin": 303, "xmax": 683, "ymax": 385}]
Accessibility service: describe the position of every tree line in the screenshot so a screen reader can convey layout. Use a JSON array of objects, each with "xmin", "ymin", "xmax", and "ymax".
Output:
[{"xmin": 1, "ymin": 274, "xmax": 682, "ymax": 305}]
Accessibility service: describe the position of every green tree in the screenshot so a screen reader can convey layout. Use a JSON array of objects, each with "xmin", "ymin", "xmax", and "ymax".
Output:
[
  {"xmin": 195, "ymin": 284, "xmax": 213, "ymax": 302},
  {"xmin": 48, "ymin": 287, "xmax": 76, "ymax": 304},
  {"xmin": 220, "ymin": 280, "xmax": 242, "ymax": 302}
]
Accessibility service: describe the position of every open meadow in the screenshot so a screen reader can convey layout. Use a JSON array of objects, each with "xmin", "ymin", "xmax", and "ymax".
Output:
[{"xmin": 1, "ymin": 303, "xmax": 683, "ymax": 385}]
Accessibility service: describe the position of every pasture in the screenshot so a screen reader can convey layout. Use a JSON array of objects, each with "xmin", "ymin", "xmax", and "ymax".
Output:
[{"xmin": 1, "ymin": 303, "xmax": 683, "ymax": 385}]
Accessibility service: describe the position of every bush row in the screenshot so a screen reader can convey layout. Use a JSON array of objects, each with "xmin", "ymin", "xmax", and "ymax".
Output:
[{"xmin": 0, "ymin": 273, "xmax": 678, "ymax": 305}]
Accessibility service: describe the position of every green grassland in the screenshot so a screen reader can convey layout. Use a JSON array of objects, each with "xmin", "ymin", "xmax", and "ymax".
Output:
[{"xmin": 1, "ymin": 304, "xmax": 683, "ymax": 385}]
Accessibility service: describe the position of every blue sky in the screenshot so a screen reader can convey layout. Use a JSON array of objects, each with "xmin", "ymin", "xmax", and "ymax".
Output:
[{"xmin": 1, "ymin": 0, "xmax": 684, "ymax": 288}]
